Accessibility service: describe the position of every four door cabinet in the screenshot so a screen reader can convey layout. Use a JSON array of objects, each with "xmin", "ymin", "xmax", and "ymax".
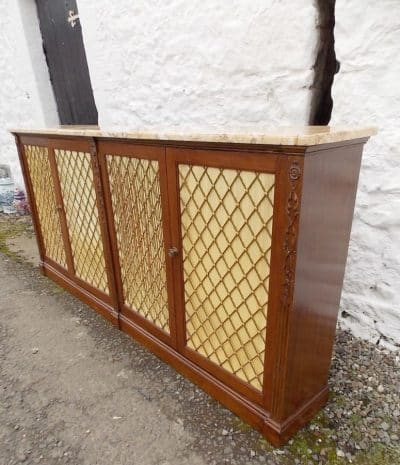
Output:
[{"xmin": 12, "ymin": 126, "xmax": 376, "ymax": 446}]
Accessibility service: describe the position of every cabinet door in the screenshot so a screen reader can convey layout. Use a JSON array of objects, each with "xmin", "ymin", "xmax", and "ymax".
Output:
[
  {"xmin": 98, "ymin": 141, "xmax": 176, "ymax": 346},
  {"xmin": 167, "ymin": 148, "xmax": 277, "ymax": 403},
  {"xmin": 51, "ymin": 138, "xmax": 113, "ymax": 302},
  {"xmin": 22, "ymin": 142, "xmax": 67, "ymax": 269}
]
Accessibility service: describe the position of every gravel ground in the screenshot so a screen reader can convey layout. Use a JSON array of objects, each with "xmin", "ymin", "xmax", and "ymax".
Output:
[{"xmin": 0, "ymin": 214, "xmax": 399, "ymax": 465}]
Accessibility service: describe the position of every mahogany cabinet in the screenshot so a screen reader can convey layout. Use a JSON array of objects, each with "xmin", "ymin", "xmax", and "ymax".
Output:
[{"xmin": 12, "ymin": 127, "xmax": 375, "ymax": 446}]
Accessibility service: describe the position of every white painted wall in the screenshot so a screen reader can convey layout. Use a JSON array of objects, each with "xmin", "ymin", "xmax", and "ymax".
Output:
[
  {"xmin": 78, "ymin": 0, "xmax": 317, "ymax": 131},
  {"xmin": 332, "ymin": 0, "xmax": 400, "ymax": 348},
  {"xmin": 0, "ymin": 0, "xmax": 58, "ymax": 188}
]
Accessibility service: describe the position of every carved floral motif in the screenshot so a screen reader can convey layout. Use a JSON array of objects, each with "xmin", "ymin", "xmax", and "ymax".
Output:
[{"xmin": 282, "ymin": 161, "xmax": 302, "ymax": 312}]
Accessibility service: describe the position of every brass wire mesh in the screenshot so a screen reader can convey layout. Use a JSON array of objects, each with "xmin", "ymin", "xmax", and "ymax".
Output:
[
  {"xmin": 55, "ymin": 150, "xmax": 109, "ymax": 293},
  {"xmin": 24, "ymin": 145, "xmax": 66, "ymax": 268},
  {"xmin": 107, "ymin": 155, "xmax": 169, "ymax": 332},
  {"xmin": 179, "ymin": 165, "xmax": 275, "ymax": 391}
]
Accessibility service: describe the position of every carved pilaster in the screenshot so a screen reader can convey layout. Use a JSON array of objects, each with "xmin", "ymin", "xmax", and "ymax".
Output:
[{"xmin": 282, "ymin": 161, "xmax": 302, "ymax": 313}]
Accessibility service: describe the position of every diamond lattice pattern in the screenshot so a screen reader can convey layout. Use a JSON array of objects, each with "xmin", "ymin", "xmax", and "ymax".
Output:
[
  {"xmin": 179, "ymin": 165, "xmax": 275, "ymax": 391},
  {"xmin": 107, "ymin": 155, "xmax": 169, "ymax": 332},
  {"xmin": 24, "ymin": 145, "xmax": 66, "ymax": 268},
  {"xmin": 55, "ymin": 150, "xmax": 109, "ymax": 293}
]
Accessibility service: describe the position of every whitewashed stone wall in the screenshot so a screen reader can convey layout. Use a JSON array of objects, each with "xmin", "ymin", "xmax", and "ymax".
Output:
[
  {"xmin": 332, "ymin": 0, "xmax": 400, "ymax": 348},
  {"xmin": 78, "ymin": 1, "xmax": 317, "ymax": 131},
  {"xmin": 0, "ymin": 0, "xmax": 58, "ymax": 188}
]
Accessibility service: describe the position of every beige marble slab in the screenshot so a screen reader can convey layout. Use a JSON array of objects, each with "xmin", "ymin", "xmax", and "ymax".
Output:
[{"xmin": 10, "ymin": 126, "xmax": 377, "ymax": 146}]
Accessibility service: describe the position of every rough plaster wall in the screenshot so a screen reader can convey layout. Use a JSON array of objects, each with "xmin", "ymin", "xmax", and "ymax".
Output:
[
  {"xmin": 0, "ymin": 0, "xmax": 58, "ymax": 188},
  {"xmin": 78, "ymin": 0, "xmax": 317, "ymax": 131},
  {"xmin": 332, "ymin": 1, "xmax": 400, "ymax": 348}
]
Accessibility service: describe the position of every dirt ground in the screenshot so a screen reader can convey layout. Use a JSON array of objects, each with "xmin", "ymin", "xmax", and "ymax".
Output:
[{"xmin": 0, "ymin": 215, "xmax": 399, "ymax": 465}]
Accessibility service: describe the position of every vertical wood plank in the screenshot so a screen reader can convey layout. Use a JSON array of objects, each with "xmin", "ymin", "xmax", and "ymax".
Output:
[
  {"xmin": 96, "ymin": 146, "xmax": 125, "ymax": 328},
  {"xmin": 165, "ymin": 149, "xmax": 187, "ymax": 353},
  {"xmin": 89, "ymin": 138, "xmax": 120, "ymax": 320},
  {"xmin": 159, "ymin": 147, "xmax": 179, "ymax": 349},
  {"xmin": 35, "ymin": 0, "xmax": 98, "ymax": 124},
  {"xmin": 47, "ymin": 145, "xmax": 76, "ymax": 275},
  {"xmin": 263, "ymin": 155, "xmax": 304, "ymax": 420}
]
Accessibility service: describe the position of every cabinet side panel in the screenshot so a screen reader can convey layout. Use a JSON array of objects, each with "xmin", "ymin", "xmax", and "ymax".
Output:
[{"xmin": 283, "ymin": 144, "xmax": 364, "ymax": 419}]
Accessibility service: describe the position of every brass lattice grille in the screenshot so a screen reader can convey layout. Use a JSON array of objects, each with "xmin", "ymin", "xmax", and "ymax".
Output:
[
  {"xmin": 107, "ymin": 155, "xmax": 169, "ymax": 332},
  {"xmin": 55, "ymin": 150, "xmax": 109, "ymax": 293},
  {"xmin": 179, "ymin": 165, "xmax": 275, "ymax": 390},
  {"xmin": 24, "ymin": 145, "xmax": 66, "ymax": 268}
]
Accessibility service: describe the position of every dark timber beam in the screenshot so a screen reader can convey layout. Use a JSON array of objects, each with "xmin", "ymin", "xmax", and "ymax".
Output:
[{"xmin": 309, "ymin": 0, "xmax": 339, "ymax": 125}]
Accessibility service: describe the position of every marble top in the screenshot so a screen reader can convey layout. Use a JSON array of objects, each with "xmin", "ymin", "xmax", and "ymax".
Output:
[{"xmin": 10, "ymin": 126, "xmax": 377, "ymax": 146}]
